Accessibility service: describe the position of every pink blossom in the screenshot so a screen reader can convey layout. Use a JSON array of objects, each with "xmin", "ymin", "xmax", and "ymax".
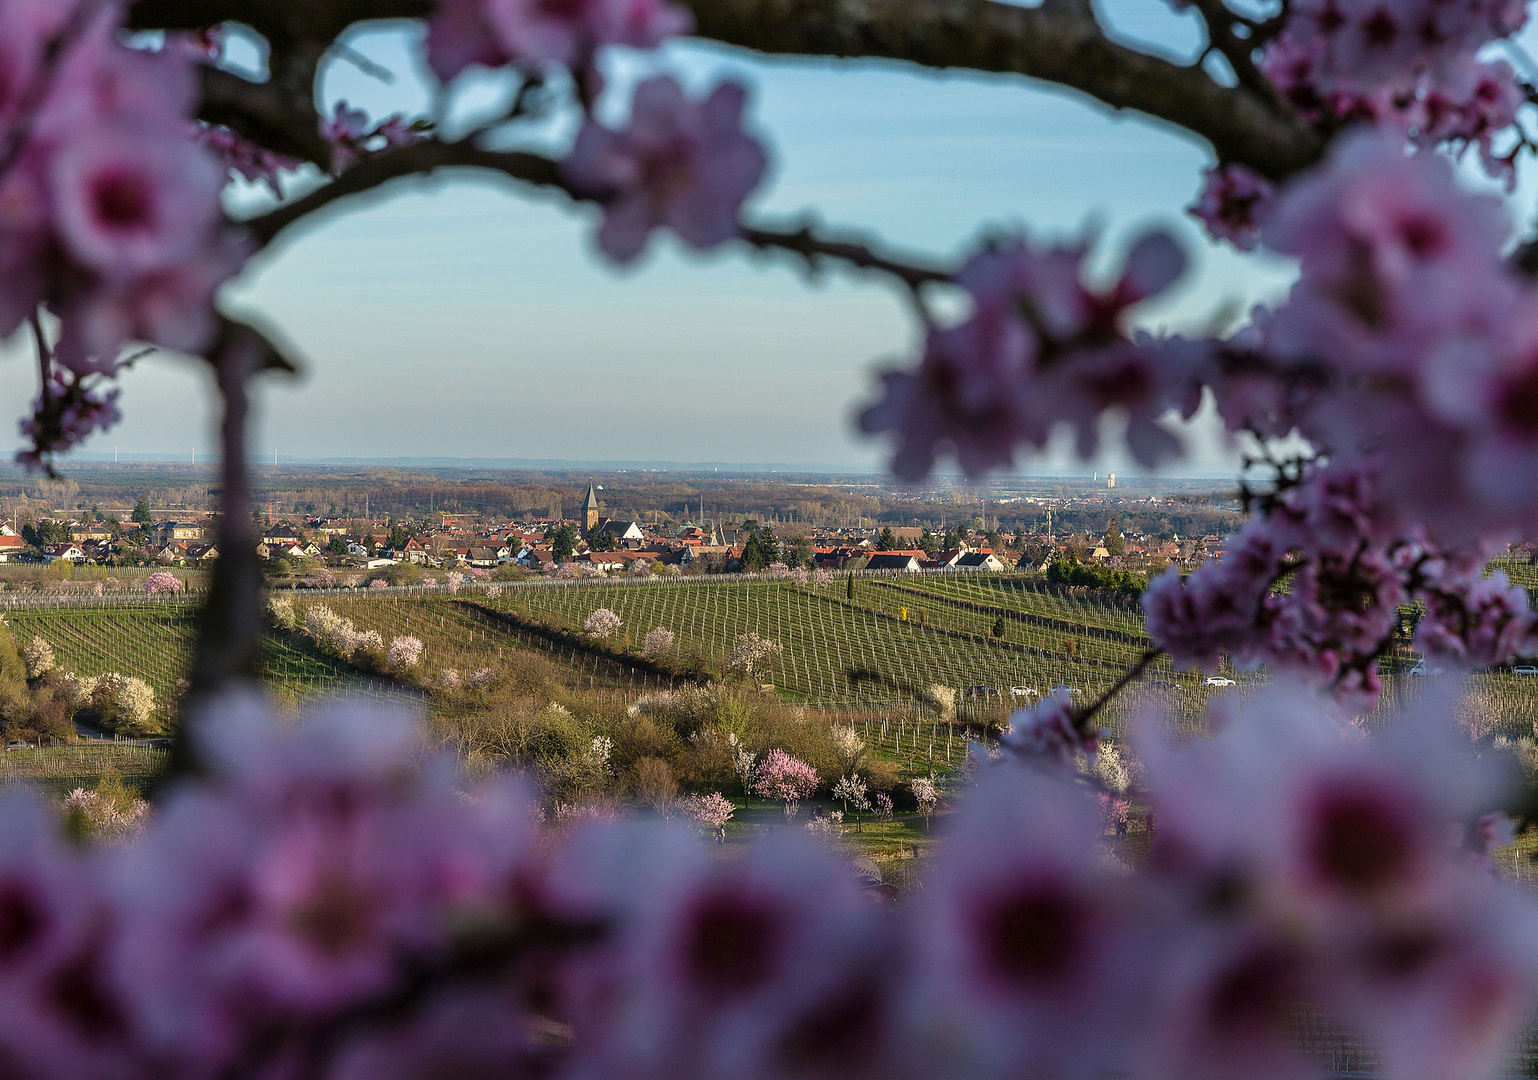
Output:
[
  {"xmin": 859, "ymin": 231, "xmax": 1190, "ymax": 480},
  {"xmin": 142, "ymin": 572, "xmax": 182, "ymax": 595},
  {"xmin": 0, "ymin": 11, "xmax": 246, "ymax": 377},
  {"xmin": 902, "ymin": 768, "xmax": 1146, "ymax": 1080},
  {"xmin": 192, "ymin": 125, "xmax": 299, "ymax": 196},
  {"xmin": 751, "ymin": 749, "xmax": 818, "ymax": 816},
  {"xmin": 17, "ymin": 369, "xmax": 120, "ymax": 468},
  {"xmin": 109, "ymin": 693, "xmax": 541, "ymax": 1070},
  {"xmin": 427, "ymin": 0, "xmax": 693, "ymax": 82},
  {"xmin": 49, "ymin": 122, "xmax": 222, "ymax": 282},
  {"xmin": 998, "ymin": 687, "xmax": 1096, "ymax": 765},
  {"xmin": 1273, "ymin": 0, "xmax": 1526, "ymax": 91},
  {"xmin": 0, "ymin": 791, "xmax": 134, "ymax": 1080},
  {"xmin": 1188, "ymin": 164, "xmax": 1273, "ymax": 250},
  {"xmin": 551, "ymin": 824, "xmax": 894, "ymax": 1080},
  {"xmin": 562, "ymin": 76, "xmax": 768, "ymax": 263},
  {"xmin": 1134, "ymin": 683, "xmax": 1538, "ymax": 1080}
]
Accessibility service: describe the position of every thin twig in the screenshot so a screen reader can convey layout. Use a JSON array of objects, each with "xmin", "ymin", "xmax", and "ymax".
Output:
[
  {"xmin": 1074, "ymin": 647, "xmax": 1161, "ymax": 733},
  {"xmin": 241, "ymin": 140, "xmax": 954, "ymax": 294}
]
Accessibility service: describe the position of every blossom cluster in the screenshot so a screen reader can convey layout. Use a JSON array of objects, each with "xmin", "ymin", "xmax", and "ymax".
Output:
[
  {"xmin": 1143, "ymin": 459, "xmax": 1538, "ymax": 705},
  {"xmin": 859, "ymin": 230, "xmax": 1194, "ymax": 480},
  {"xmin": 387, "ymin": 635, "xmax": 424, "ymax": 671},
  {"xmin": 0, "ymin": 2, "xmax": 251, "ymax": 462},
  {"xmin": 303, "ymin": 604, "xmax": 384, "ymax": 664}
]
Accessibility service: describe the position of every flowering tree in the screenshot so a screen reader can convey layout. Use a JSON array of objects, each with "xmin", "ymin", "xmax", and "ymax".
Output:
[
  {"xmin": 143, "ymin": 572, "xmax": 183, "ymax": 596},
  {"xmin": 727, "ymin": 734, "xmax": 757, "ymax": 800},
  {"xmin": 21, "ymin": 636, "xmax": 53, "ymax": 680},
  {"xmin": 679, "ymin": 791, "xmax": 735, "ymax": 842},
  {"xmin": 9, "ymin": 0, "xmax": 1538, "ymax": 1075},
  {"xmin": 387, "ymin": 635, "xmax": 424, "ymax": 671},
  {"xmin": 751, "ymin": 747, "xmax": 820, "ymax": 819},
  {"xmin": 641, "ymin": 626, "xmax": 675, "ymax": 656},
  {"xmin": 832, "ymin": 772, "xmax": 871, "ymax": 831},
  {"xmin": 584, "ymin": 608, "xmax": 622, "ymax": 639},
  {"xmin": 911, "ymin": 774, "xmax": 940, "ymax": 830},
  {"xmin": 726, "ymin": 631, "xmax": 783, "ymax": 678}
]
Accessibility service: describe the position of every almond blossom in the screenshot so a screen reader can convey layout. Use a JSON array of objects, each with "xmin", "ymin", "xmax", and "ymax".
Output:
[
  {"xmin": 859, "ymin": 230, "xmax": 1193, "ymax": 480},
  {"xmin": 562, "ymin": 76, "xmax": 768, "ymax": 263}
]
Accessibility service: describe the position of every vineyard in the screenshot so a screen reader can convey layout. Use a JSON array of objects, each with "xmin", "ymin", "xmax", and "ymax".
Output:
[
  {"xmin": 0, "ymin": 599, "xmax": 385, "ymax": 707},
  {"xmin": 2, "ymin": 570, "xmax": 1536, "ymax": 776}
]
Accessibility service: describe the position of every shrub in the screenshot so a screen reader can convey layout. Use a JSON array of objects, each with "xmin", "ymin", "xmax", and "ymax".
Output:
[
  {"xmin": 0, "ymin": 625, "xmax": 26, "ymax": 685},
  {"xmin": 633, "ymin": 757, "xmax": 678, "ymax": 816}
]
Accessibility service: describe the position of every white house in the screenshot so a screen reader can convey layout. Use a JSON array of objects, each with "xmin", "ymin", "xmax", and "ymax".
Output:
[{"xmin": 951, "ymin": 552, "xmax": 1006, "ymax": 572}]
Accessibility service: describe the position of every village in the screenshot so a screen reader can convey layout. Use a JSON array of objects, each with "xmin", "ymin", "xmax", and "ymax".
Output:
[{"xmin": 0, "ymin": 479, "xmax": 1234, "ymax": 583}]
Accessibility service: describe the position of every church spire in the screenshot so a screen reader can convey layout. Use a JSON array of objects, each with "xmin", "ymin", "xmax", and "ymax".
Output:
[{"xmin": 583, "ymin": 481, "xmax": 600, "ymax": 532}]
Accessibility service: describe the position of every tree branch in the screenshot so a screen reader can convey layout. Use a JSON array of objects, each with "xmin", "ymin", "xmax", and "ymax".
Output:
[
  {"xmin": 200, "ymin": 66, "xmax": 333, "ymax": 166},
  {"xmin": 172, "ymin": 315, "xmax": 298, "ymax": 779},
  {"xmin": 677, "ymin": 0, "xmax": 1322, "ymax": 178},
  {"xmin": 133, "ymin": 0, "xmax": 1322, "ymax": 179},
  {"xmin": 241, "ymin": 140, "xmax": 954, "ymax": 290}
]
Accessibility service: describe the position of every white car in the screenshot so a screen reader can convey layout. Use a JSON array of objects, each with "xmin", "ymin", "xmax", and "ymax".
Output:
[
  {"xmin": 1514, "ymin": 666, "xmax": 1538, "ymax": 676},
  {"xmin": 1407, "ymin": 662, "xmax": 1445, "ymax": 676},
  {"xmin": 1204, "ymin": 676, "xmax": 1236, "ymax": 687},
  {"xmin": 1009, "ymin": 686, "xmax": 1038, "ymax": 698}
]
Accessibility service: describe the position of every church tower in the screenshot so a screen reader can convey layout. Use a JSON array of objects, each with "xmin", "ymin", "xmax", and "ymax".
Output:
[{"xmin": 583, "ymin": 482, "xmax": 600, "ymax": 533}]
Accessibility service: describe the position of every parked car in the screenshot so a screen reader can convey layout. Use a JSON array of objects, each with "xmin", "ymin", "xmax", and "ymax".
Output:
[
  {"xmin": 1204, "ymin": 676, "xmax": 1236, "ymax": 687},
  {"xmin": 963, "ymin": 685, "xmax": 1002, "ymax": 700},
  {"xmin": 1514, "ymin": 666, "xmax": 1538, "ymax": 676},
  {"xmin": 1009, "ymin": 686, "xmax": 1038, "ymax": 698},
  {"xmin": 1407, "ymin": 661, "xmax": 1445, "ymax": 676}
]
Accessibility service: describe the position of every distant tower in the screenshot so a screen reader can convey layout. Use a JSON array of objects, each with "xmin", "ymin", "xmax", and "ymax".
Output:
[
  {"xmin": 1107, "ymin": 473, "xmax": 1116, "ymax": 489},
  {"xmin": 583, "ymin": 482, "xmax": 600, "ymax": 533}
]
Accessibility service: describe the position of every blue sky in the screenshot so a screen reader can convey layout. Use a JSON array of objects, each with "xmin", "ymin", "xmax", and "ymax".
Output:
[{"xmin": 12, "ymin": 2, "xmax": 1530, "ymax": 473}]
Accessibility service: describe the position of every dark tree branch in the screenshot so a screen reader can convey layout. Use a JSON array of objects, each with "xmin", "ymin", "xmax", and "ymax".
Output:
[
  {"xmin": 1073, "ymin": 647, "xmax": 1160, "ymax": 734},
  {"xmin": 128, "ymin": 0, "xmax": 1322, "ymax": 179},
  {"xmin": 1184, "ymin": 0, "xmax": 1293, "ymax": 115},
  {"xmin": 241, "ymin": 140, "xmax": 954, "ymax": 290},
  {"xmin": 200, "ymin": 66, "xmax": 333, "ymax": 166},
  {"xmin": 172, "ymin": 316, "xmax": 298, "ymax": 779},
  {"xmin": 676, "ymin": 0, "xmax": 1323, "ymax": 178},
  {"xmin": 125, "ymin": 0, "xmax": 433, "ymax": 39}
]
